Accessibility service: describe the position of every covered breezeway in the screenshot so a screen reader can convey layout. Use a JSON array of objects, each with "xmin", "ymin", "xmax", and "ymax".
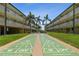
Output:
[{"xmin": 0, "ymin": 26, "xmax": 30, "ymax": 35}]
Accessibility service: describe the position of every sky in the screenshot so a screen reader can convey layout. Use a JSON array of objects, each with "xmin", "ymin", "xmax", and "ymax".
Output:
[{"xmin": 12, "ymin": 3, "xmax": 72, "ymax": 30}]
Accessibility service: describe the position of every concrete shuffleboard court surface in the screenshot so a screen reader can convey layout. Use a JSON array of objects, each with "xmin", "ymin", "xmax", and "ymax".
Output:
[
  {"xmin": 0, "ymin": 33, "xmax": 79, "ymax": 56},
  {"xmin": 40, "ymin": 34, "xmax": 79, "ymax": 56},
  {"xmin": 0, "ymin": 34, "xmax": 36, "ymax": 56}
]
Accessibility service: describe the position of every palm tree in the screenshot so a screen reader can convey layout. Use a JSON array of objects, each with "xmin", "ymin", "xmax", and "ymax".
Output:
[
  {"xmin": 44, "ymin": 14, "xmax": 48, "ymax": 25},
  {"xmin": 26, "ymin": 12, "xmax": 36, "ymax": 33},
  {"xmin": 44, "ymin": 14, "xmax": 51, "ymax": 32},
  {"xmin": 36, "ymin": 16, "xmax": 42, "ymax": 24},
  {"xmin": 35, "ymin": 16, "xmax": 42, "ymax": 32},
  {"xmin": 44, "ymin": 14, "xmax": 51, "ymax": 25},
  {"xmin": 42, "ymin": 20, "xmax": 45, "ymax": 25}
]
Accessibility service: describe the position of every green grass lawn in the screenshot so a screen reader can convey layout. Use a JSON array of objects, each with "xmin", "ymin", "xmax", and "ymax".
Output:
[
  {"xmin": 0, "ymin": 33, "xmax": 28, "ymax": 46},
  {"xmin": 48, "ymin": 32, "xmax": 79, "ymax": 48}
]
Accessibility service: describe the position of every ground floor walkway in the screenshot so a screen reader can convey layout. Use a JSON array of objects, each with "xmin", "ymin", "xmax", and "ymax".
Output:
[{"xmin": 0, "ymin": 33, "xmax": 79, "ymax": 56}]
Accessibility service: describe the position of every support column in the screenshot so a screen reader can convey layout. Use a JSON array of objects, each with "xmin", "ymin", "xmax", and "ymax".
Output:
[
  {"xmin": 4, "ymin": 3, "xmax": 7, "ymax": 35},
  {"xmin": 72, "ymin": 3, "xmax": 75, "ymax": 33},
  {"xmin": 0, "ymin": 27, "xmax": 1, "ymax": 35}
]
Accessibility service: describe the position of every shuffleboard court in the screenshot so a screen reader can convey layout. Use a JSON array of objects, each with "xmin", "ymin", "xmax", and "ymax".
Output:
[
  {"xmin": 0, "ymin": 34, "xmax": 36, "ymax": 56},
  {"xmin": 40, "ymin": 34, "xmax": 79, "ymax": 56},
  {"xmin": 0, "ymin": 33, "xmax": 79, "ymax": 56}
]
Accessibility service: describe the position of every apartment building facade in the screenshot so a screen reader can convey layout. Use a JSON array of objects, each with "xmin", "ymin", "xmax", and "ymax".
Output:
[
  {"xmin": 0, "ymin": 3, "xmax": 39, "ymax": 35},
  {"xmin": 45, "ymin": 3, "xmax": 79, "ymax": 33}
]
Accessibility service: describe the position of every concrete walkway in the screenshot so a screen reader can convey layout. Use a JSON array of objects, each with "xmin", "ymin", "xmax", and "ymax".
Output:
[{"xmin": 32, "ymin": 33, "xmax": 43, "ymax": 56}]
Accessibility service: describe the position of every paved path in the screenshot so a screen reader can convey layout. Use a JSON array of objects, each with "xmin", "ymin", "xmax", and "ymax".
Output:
[
  {"xmin": 0, "ymin": 33, "xmax": 79, "ymax": 56},
  {"xmin": 32, "ymin": 33, "xmax": 43, "ymax": 56}
]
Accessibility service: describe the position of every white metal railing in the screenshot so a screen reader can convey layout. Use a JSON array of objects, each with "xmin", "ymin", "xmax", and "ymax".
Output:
[
  {"xmin": 6, "ymin": 19, "xmax": 29, "ymax": 29},
  {"xmin": 7, "ymin": 8, "xmax": 25, "ymax": 23}
]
